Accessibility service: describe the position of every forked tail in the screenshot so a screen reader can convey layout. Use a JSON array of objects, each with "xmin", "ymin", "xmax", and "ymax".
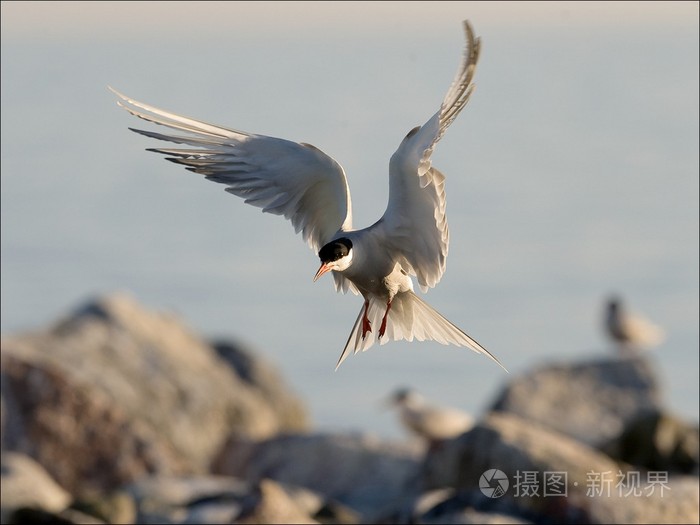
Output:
[{"xmin": 335, "ymin": 291, "xmax": 506, "ymax": 371}]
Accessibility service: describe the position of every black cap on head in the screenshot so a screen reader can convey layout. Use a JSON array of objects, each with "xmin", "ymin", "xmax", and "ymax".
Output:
[{"xmin": 318, "ymin": 238, "xmax": 353, "ymax": 264}]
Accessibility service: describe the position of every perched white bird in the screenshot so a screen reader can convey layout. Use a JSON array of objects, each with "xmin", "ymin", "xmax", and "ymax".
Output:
[
  {"xmin": 111, "ymin": 21, "xmax": 504, "ymax": 371},
  {"xmin": 387, "ymin": 388, "xmax": 474, "ymax": 442},
  {"xmin": 605, "ymin": 295, "xmax": 665, "ymax": 351}
]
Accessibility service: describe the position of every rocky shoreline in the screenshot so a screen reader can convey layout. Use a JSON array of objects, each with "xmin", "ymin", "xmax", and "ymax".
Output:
[{"xmin": 1, "ymin": 294, "xmax": 697, "ymax": 524}]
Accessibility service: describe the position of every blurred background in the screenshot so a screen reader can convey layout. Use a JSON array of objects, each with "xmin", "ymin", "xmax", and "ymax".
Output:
[{"xmin": 2, "ymin": 1, "xmax": 698, "ymax": 439}]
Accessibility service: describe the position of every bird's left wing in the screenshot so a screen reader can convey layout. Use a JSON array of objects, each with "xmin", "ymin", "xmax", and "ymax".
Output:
[
  {"xmin": 110, "ymin": 88, "xmax": 353, "ymax": 252},
  {"xmin": 379, "ymin": 20, "xmax": 480, "ymax": 291}
]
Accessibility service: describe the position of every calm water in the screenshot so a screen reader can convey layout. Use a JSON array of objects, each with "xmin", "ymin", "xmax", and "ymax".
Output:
[{"xmin": 2, "ymin": 8, "xmax": 698, "ymax": 438}]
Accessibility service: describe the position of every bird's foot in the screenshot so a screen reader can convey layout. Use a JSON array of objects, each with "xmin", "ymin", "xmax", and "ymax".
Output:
[
  {"xmin": 378, "ymin": 300, "xmax": 392, "ymax": 339},
  {"xmin": 361, "ymin": 300, "xmax": 372, "ymax": 340},
  {"xmin": 361, "ymin": 317, "xmax": 372, "ymax": 340}
]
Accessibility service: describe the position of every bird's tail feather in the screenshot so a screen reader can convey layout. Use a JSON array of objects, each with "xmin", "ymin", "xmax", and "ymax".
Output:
[{"xmin": 335, "ymin": 291, "xmax": 506, "ymax": 371}]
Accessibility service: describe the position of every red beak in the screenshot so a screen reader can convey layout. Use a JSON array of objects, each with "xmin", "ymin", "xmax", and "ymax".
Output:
[{"xmin": 313, "ymin": 263, "xmax": 331, "ymax": 282}]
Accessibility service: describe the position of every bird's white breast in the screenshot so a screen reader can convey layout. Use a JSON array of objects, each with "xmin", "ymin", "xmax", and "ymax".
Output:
[{"xmin": 340, "ymin": 229, "xmax": 413, "ymax": 299}]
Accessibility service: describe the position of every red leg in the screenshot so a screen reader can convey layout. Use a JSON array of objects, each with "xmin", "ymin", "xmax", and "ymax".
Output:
[
  {"xmin": 379, "ymin": 300, "xmax": 392, "ymax": 338},
  {"xmin": 361, "ymin": 299, "xmax": 372, "ymax": 340}
]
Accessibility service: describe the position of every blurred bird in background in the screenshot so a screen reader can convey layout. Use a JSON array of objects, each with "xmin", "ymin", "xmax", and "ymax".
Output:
[
  {"xmin": 604, "ymin": 295, "xmax": 665, "ymax": 353},
  {"xmin": 386, "ymin": 388, "xmax": 474, "ymax": 445}
]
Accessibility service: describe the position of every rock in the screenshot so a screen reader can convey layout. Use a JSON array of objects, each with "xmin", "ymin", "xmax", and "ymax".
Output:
[
  {"xmin": 6, "ymin": 507, "xmax": 106, "ymax": 524},
  {"xmin": 125, "ymin": 474, "xmax": 251, "ymax": 524},
  {"xmin": 0, "ymin": 452, "xmax": 72, "ymax": 524},
  {"xmin": 312, "ymin": 500, "xmax": 362, "ymax": 524},
  {"xmin": 602, "ymin": 410, "xmax": 699, "ymax": 475},
  {"xmin": 420, "ymin": 507, "xmax": 532, "ymax": 525},
  {"xmin": 72, "ymin": 490, "xmax": 137, "ymax": 525},
  {"xmin": 0, "ymin": 354, "xmax": 187, "ymax": 495},
  {"xmin": 405, "ymin": 488, "xmax": 532, "ymax": 524},
  {"xmin": 1, "ymin": 293, "xmax": 310, "ymax": 494},
  {"xmin": 421, "ymin": 412, "xmax": 618, "ymax": 523},
  {"xmin": 583, "ymin": 475, "xmax": 699, "ymax": 525},
  {"xmin": 122, "ymin": 474, "xmax": 324, "ymax": 524},
  {"xmin": 489, "ymin": 356, "xmax": 661, "ymax": 447},
  {"xmin": 212, "ymin": 340, "xmax": 308, "ymax": 434},
  {"xmin": 233, "ymin": 479, "xmax": 318, "ymax": 524},
  {"xmin": 212, "ymin": 432, "xmax": 422, "ymax": 521},
  {"xmin": 420, "ymin": 412, "xmax": 699, "ymax": 524}
]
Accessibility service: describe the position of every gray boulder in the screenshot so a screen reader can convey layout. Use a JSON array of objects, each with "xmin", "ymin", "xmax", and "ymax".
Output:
[
  {"xmin": 489, "ymin": 356, "xmax": 662, "ymax": 447},
  {"xmin": 123, "ymin": 474, "xmax": 323, "ymax": 524},
  {"xmin": 233, "ymin": 478, "xmax": 319, "ymax": 524},
  {"xmin": 603, "ymin": 410, "xmax": 699, "ymax": 475},
  {"xmin": 421, "ymin": 412, "xmax": 618, "ymax": 523},
  {"xmin": 407, "ymin": 488, "xmax": 532, "ymax": 524},
  {"xmin": 1, "ymin": 293, "xmax": 309, "ymax": 494},
  {"xmin": 1, "ymin": 353, "xmax": 187, "ymax": 495},
  {"xmin": 420, "ymin": 412, "xmax": 699, "ymax": 524},
  {"xmin": 125, "ymin": 474, "xmax": 251, "ymax": 524},
  {"xmin": 212, "ymin": 432, "xmax": 422, "ymax": 521}
]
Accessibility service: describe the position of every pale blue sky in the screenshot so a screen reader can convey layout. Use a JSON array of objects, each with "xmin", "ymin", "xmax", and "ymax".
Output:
[{"xmin": 3, "ymin": 1, "xmax": 698, "ymax": 38}]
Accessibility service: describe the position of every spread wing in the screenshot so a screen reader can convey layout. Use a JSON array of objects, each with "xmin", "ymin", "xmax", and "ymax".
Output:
[
  {"xmin": 110, "ymin": 88, "xmax": 353, "ymax": 252},
  {"xmin": 380, "ymin": 20, "xmax": 480, "ymax": 291}
]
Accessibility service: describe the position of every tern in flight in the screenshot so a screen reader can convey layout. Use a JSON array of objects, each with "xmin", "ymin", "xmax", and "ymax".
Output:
[{"xmin": 111, "ymin": 20, "xmax": 504, "ymax": 371}]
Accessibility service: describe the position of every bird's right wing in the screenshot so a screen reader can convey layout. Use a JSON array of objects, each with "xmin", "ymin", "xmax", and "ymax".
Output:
[
  {"xmin": 379, "ymin": 21, "xmax": 480, "ymax": 292},
  {"xmin": 110, "ymin": 88, "xmax": 353, "ymax": 253}
]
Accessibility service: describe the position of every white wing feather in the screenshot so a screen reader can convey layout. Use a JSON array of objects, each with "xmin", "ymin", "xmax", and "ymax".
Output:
[
  {"xmin": 110, "ymin": 88, "xmax": 353, "ymax": 252},
  {"xmin": 381, "ymin": 20, "xmax": 480, "ymax": 291}
]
